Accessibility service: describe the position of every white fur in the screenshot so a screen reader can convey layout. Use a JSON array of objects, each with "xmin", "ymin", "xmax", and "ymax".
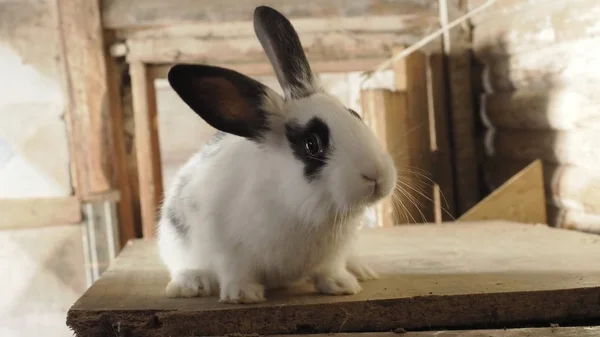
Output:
[{"xmin": 158, "ymin": 88, "xmax": 397, "ymax": 303}]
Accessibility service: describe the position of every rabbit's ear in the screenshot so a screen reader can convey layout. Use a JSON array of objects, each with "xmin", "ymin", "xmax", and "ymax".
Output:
[
  {"xmin": 254, "ymin": 6, "xmax": 317, "ymax": 100},
  {"xmin": 168, "ymin": 64, "xmax": 278, "ymax": 140}
]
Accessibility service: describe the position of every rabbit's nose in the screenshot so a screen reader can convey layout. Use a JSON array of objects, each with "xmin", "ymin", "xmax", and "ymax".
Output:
[
  {"xmin": 360, "ymin": 167, "xmax": 379, "ymax": 183},
  {"xmin": 361, "ymin": 173, "xmax": 377, "ymax": 182}
]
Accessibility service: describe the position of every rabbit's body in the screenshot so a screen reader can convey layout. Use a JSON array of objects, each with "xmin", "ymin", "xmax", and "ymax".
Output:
[{"xmin": 158, "ymin": 7, "xmax": 397, "ymax": 303}]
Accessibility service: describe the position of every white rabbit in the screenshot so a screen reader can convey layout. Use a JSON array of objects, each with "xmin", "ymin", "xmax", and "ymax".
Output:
[{"xmin": 158, "ymin": 5, "xmax": 397, "ymax": 304}]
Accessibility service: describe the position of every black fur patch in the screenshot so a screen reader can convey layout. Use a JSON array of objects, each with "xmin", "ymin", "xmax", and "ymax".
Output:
[
  {"xmin": 254, "ymin": 6, "xmax": 316, "ymax": 99},
  {"xmin": 168, "ymin": 64, "xmax": 271, "ymax": 141},
  {"xmin": 348, "ymin": 108, "xmax": 362, "ymax": 120},
  {"xmin": 285, "ymin": 117, "xmax": 331, "ymax": 181}
]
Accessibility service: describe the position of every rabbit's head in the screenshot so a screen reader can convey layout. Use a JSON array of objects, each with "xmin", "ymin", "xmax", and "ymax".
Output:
[{"xmin": 168, "ymin": 6, "xmax": 397, "ymax": 215}]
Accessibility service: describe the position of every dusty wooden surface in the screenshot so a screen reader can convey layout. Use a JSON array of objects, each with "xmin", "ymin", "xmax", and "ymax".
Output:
[
  {"xmin": 67, "ymin": 221, "xmax": 600, "ymax": 336},
  {"xmin": 459, "ymin": 160, "xmax": 546, "ymax": 224}
]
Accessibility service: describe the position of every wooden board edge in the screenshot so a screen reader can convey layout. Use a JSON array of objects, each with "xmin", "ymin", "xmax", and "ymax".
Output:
[
  {"xmin": 459, "ymin": 159, "xmax": 546, "ymax": 224},
  {"xmin": 65, "ymin": 285, "xmax": 600, "ymax": 336},
  {"xmin": 0, "ymin": 197, "xmax": 82, "ymax": 229}
]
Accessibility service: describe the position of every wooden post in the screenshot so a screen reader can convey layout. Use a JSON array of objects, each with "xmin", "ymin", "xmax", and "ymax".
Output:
[
  {"xmin": 55, "ymin": 0, "xmax": 136, "ymax": 247},
  {"xmin": 56, "ymin": 0, "xmax": 114, "ymax": 197},
  {"xmin": 428, "ymin": 53, "xmax": 457, "ymax": 221},
  {"xmin": 104, "ymin": 51, "xmax": 139, "ymax": 246},
  {"xmin": 361, "ymin": 89, "xmax": 424, "ymax": 226},
  {"xmin": 439, "ymin": 0, "xmax": 482, "ymax": 214},
  {"xmin": 392, "ymin": 48, "xmax": 437, "ymax": 223},
  {"xmin": 130, "ymin": 62, "xmax": 164, "ymax": 238}
]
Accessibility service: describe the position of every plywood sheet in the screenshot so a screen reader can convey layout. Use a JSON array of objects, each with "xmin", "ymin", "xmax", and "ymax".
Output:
[
  {"xmin": 277, "ymin": 328, "xmax": 600, "ymax": 337},
  {"xmin": 67, "ymin": 221, "xmax": 600, "ymax": 336}
]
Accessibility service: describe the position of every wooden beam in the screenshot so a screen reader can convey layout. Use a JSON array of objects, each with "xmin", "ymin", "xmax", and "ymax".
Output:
[
  {"xmin": 115, "ymin": 15, "xmax": 440, "ymax": 40},
  {"xmin": 0, "ymin": 197, "xmax": 82, "ymax": 229},
  {"xmin": 101, "ymin": 0, "xmax": 439, "ymax": 29},
  {"xmin": 440, "ymin": 0, "xmax": 481, "ymax": 214},
  {"xmin": 149, "ymin": 58, "xmax": 390, "ymax": 79},
  {"xmin": 56, "ymin": 0, "xmax": 116, "ymax": 198},
  {"xmin": 130, "ymin": 62, "xmax": 163, "ymax": 238},
  {"xmin": 124, "ymin": 32, "xmax": 417, "ymax": 64},
  {"xmin": 459, "ymin": 160, "xmax": 546, "ymax": 224}
]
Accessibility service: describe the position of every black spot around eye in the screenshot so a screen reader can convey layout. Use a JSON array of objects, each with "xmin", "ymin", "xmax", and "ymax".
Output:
[
  {"xmin": 285, "ymin": 117, "xmax": 330, "ymax": 181},
  {"xmin": 348, "ymin": 108, "xmax": 362, "ymax": 120}
]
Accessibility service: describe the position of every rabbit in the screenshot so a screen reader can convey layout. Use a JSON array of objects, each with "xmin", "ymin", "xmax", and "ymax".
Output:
[{"xmin": 157, "ymin": 5, "xmax": 398, "ymax": 304}]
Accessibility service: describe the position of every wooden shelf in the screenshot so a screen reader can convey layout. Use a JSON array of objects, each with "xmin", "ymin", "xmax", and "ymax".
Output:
[{"xmin": 67, "ymin": 221, "xmax": 600, "ymax": 336}]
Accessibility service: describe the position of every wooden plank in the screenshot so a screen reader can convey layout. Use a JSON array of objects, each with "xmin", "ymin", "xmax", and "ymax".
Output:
[
  {"xmin": 115, "ymin": 15, "xmax": 440, "ymax": 40},
  {"xmin": 55, "ymin": 0, "xmax": 116, "ymax": 197},
  {"xmin": 428, "ymin": 52, "xmax": 456, "ymax": 221},
  {"xmin": 0, "ymin": 197, "xmax": 82, "ymax": 229},
  {"xmin": 66, "ymin": 221, "xmax": 600, "ymax": 336},
  {"xmin": 130, "ymin": 62, "xmax": 164, "ymax": 238},
  {"xmin": 481, "ymin": 89, "xmax": 600, "ymax": 131},
  {"xmin": 270, "ymin": 328, "xmax": 600, "ymax": 337},
  {"xmin": 360, "ymin": 89, "xmax": 411, "ymax": 226},
  {"xmin": 441, "ymin": 0, "xmax": 481, "ymax": 214},
  {"xmin": 393, "ymin": 48, "xmax": 434, "ymax": 223},
  {"xmin": 459, "ymin": 160, "xmax": 546, "ymax": 224},
  {"xmin": 125, "ymin": 32, "xmax": 417, "ymax": 64},
  {"xmin": 150, "ymin": 58, "xmax": 390, "ymax": 79},
  {"xmin": 473, "ymin": 0, "xmax": 600, "ymax": 57},
  {"xmin": 101, "ymin": 0, "xmax": 439, "ymax": 29}
]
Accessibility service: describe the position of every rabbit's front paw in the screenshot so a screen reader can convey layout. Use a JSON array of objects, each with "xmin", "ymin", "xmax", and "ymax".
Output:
[
  {"xmin": 314, "ymin": 270, "xmax": 362, "ymax": 295},
  {"xmin": 165, "ymin": 269, "xmax": 215, "ymax": 298},
  {"xmin": 219, "ymin": 282, "xmax": 265, "ymax": 304}
]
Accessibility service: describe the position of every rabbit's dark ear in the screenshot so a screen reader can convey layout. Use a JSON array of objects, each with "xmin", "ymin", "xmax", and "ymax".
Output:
[
  {"xmin": 168, "ymin": 64, "xmax": 276, "ymax": 140},
  {"xmin": 254, "ymin": 6, "xmax": 317, "ymax": 100}
]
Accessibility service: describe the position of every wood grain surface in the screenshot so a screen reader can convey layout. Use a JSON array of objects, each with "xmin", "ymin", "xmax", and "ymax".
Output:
[{"xmin": 67, "ymin": 221, "xmax": 600, "ymax": 336}]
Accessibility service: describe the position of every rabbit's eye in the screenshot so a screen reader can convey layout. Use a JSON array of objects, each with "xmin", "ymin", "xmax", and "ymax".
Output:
[{"xmin": 304, "ymin": 133, "xmax": 322, "ymax": 156}]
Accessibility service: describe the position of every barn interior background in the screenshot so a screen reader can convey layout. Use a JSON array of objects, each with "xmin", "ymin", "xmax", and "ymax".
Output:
[{"xmin": 0, "ymin": 0, "xmax": 598, "ymax": 336}]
